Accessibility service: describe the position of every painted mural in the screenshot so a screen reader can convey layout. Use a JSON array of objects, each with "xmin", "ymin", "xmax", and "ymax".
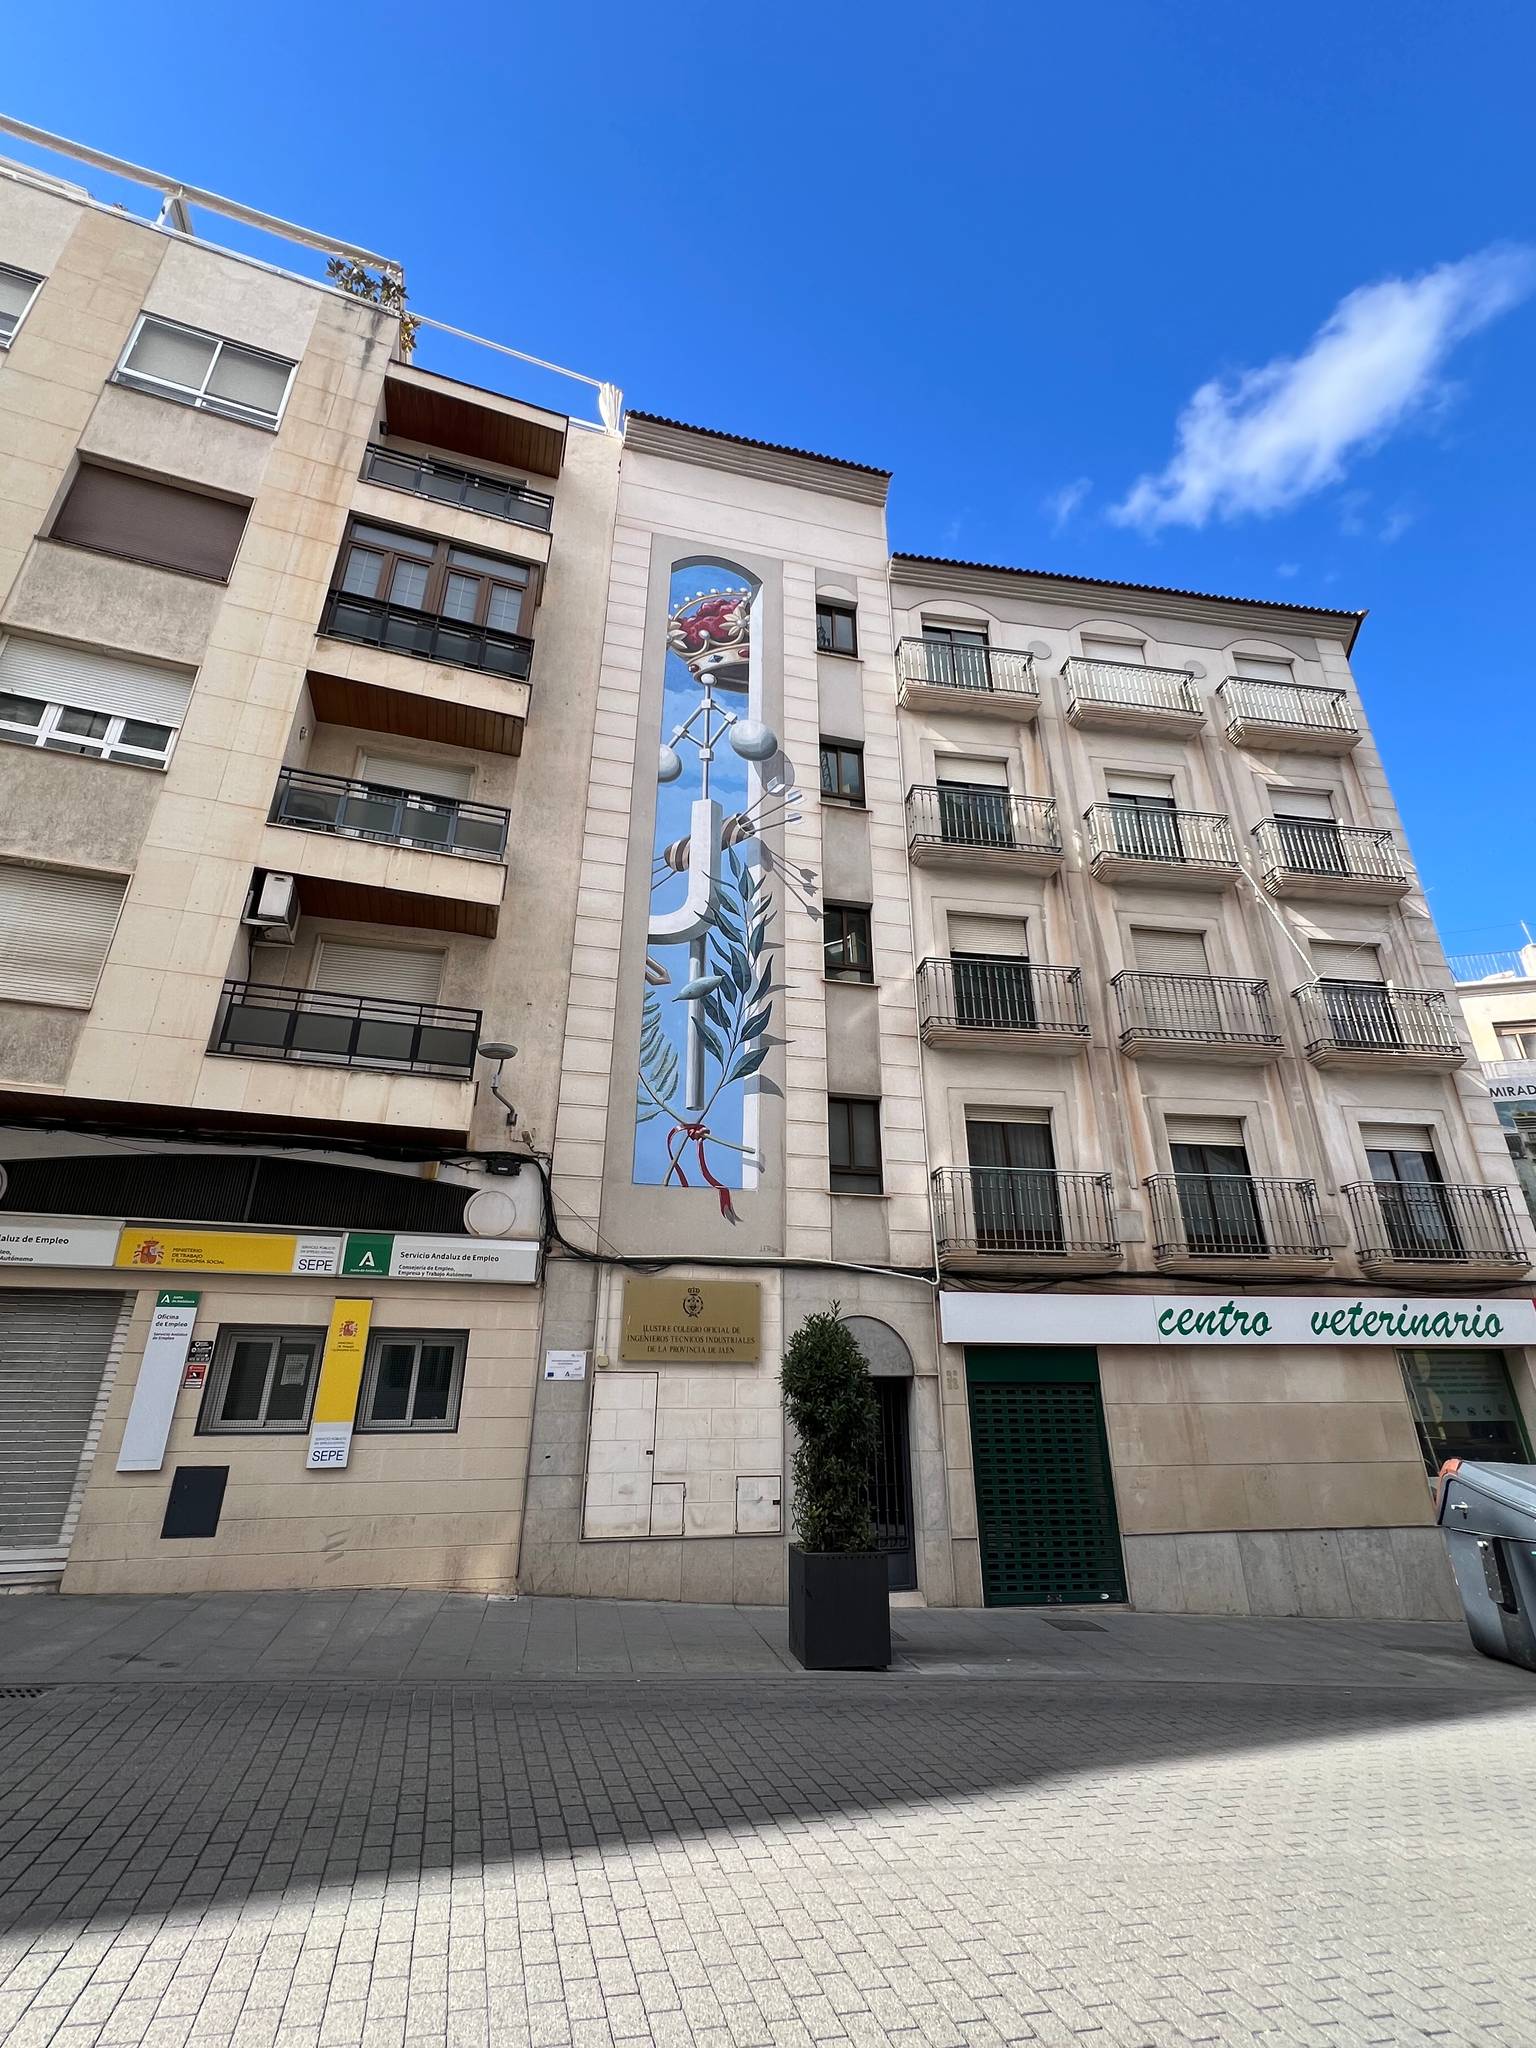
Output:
[{"xmin": 634, "ymin": 562, "xmax": 813, "ymax": 1217}]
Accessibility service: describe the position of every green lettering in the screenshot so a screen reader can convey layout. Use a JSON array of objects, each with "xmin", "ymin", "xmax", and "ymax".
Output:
[
  {"xmin": 1487, "ymin": 1312, "xmax": 1503, "ymax": 1338},
  {"xmin": 1310, "ymin": 1312, "xmax": 1330, "ymax": 1335},
  {"xmin": 1430, "ymin": 1312, "xmax": 1452, "ymax": 1338},
  {"xmin": 1251, "ymin": 1311, "xmax": 1270, "ymax": 1335},
  {"xmin": 1361, "ymin": 1311, "xmax": 1384, "ymax": 1337},
  {"xmin": 1174, "ymin": 1310, "xmax": 1197, "ymax": 1336},
  {"xmin": 1158, "ymin": 1309, "xmax": 1178, "ymax": 1336},
  {"xmin": 1328, "ymin": 1309, "xmax": 1350, "ymax": 1336},
  {"xmin": 1451, "ymin": 1313, "xmax": 1471, "ymax": 1338}
]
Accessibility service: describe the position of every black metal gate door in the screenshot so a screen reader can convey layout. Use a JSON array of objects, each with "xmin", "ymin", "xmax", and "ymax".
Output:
[
  {"xmin": 966, "ymin": 1351, "xmax": 1125, "ymax": 1606},
  {"xmin": 868, "ymin": 1379, "xmax": 916, "ymax": 1591}
]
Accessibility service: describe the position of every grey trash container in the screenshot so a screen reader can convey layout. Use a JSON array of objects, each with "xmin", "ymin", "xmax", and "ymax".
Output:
[{"xmin": 1436, "ymin": 1460, "xmax": 1536, "ymax": 1672}]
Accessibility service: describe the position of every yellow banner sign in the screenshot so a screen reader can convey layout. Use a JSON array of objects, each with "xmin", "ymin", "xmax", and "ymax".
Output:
[
  {"xmin": 620, "ymin": 1278, "xmax": 761, "ymax": 1363},
  {"xmin": 115, "ymin": 1228, "xmax": 340, "ymax": 1276},
  {"xmin": 313, "ymin": 1298, "xmax": 374, "ymax": 1424}
]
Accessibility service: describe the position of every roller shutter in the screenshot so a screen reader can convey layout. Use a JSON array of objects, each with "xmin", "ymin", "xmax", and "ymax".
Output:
[
  {"xmin": 0, "ymin": 866, "xmax": 127, "ymax": 1005},
  {"xmin": 0, "ymin": 1289, "xmax": 131, "ymax": 1584},
  {"xmin": 1130, "ymin": 927, "xmax": 1209, "ymax": 974},
  {"xmin": 313, "ymin": 940, "xmax": 444, "ymax": 1004},
  {"xmin": 0, "ymin": 637, "xmax": 193, "ymax": 727}
]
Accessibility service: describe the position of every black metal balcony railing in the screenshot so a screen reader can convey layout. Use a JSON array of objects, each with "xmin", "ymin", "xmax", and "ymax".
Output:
[
  {"xmin": 1344, "ymin": 1181, "xmax": 1528, "ymax": 1268},
  {"xmin": 918, "ymin": 958, "xmax": 1087, "ymax": 1037},
  {"xmin": 362, "ymin": 444, "xmax": 554, "ymax": 531},
  {"xmin": 269, "ymin": 766, "xmax": 510, "ymax": 861},
  {"xmin": 1252, "ymin": 818, "xmax": 1406, "ymax": 888},
  {"xmin": 1145, "ymin": 1174, "xmax": 1330, "ymax": 1262},
  {"xmin": 1294, "ymin": 982, "xmax": 1462, "ymax": 1059},
  {"xmin": 321, "ymin": 591, "xmax": 534, "ymax": 681},
  {"xmin": 895, "ymin": 638, "xmax": 1037, "ymax": 702},
  {"xmin": 1217, "ymin": 677, "xmax": 1358, "ymax": 741},
  {"xmin": 1062, "ymin": 657, "xmax": 1202, "ymax": 719},
  {"xmin": 906, "ymin": 786, "xmax": 1060, "ymax": 856},
  {"xmin": 931, "ymin": 1167, "xmax": 1119, "ymax": 1259},
  {"xmin": 1085, "ymin": 804, "xmax": 1239, "ymax": 872},
  {"xmin": 211, "ymin": 981, "xmax": 480, "ymax": 1078},
  {"xmin": 1112, "ymin": 971, "xmax": 1280, "ymax": 1049}
]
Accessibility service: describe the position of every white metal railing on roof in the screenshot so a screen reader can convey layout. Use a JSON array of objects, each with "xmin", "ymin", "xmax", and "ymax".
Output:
[
  {"xmin": 0, "ymin": 113, "xmax": 622, "ymax": 432},
  {"xmin": 1449, "ymin": 948, "xmax": 1536, "ymax": 984}
]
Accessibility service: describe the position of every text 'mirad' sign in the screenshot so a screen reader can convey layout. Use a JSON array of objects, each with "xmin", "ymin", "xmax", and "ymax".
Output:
[{"xmin": 621, "ymin": 1278, "xmax": 761, "ymax": 1363}]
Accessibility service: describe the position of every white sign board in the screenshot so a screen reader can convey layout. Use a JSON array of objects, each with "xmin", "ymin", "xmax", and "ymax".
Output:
[
  {"xmin": 940, "ymin": 1292, "xmax": 1536, "ymax": 1349},
  {"xmin": 389, "ymin": 1235, "xmax": 540, "ymax": 1284},
  {"xmin": 306, "ymin": 1424, "xmax": 353, "ymax": 1470},
  {"xmin": 544, "ymin": 1349, "xmax": 588, "ymax": 1380},
  {"xmin": 117, "ymin": 1290, "xmax": 200, "ymax": 1471},
  {"xmin": 0, "ymin": 1216, "xmax": 123, "ymax": 1267}
]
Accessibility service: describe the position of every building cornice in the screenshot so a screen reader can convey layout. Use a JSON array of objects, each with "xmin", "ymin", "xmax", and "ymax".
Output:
[
  {"xmin": 623, "ymin": 412, "xmax": 891, "ymax": 505},
  {"xmin": 891, "ymin": 552, "xmax": 1367, "ymax": 654}
]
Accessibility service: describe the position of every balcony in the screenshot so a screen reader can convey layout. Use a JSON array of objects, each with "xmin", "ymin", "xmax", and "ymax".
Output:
[
  {"xmin": 895, "ymin": 639, "xmax": 1038, "ymax": 720},
  {"xmin": 1112, "ymin": 972, "xmax": 1282, "ymax": 1062},
  {"xmin": 382, "ymin": 365, "xmax": 566, "ymax": 478},
  {"xmin": 210, "ymin": 982, "xmax": 481, "ymax": 1079},
  {"xmin": 270, "ymin": 767, "xmax": 509, "ymax": 861},
  {"xmin": 906, "ymin": 786, "xmax": 1062, "ymax": 872},
  {"xmin": 1345, "ymin": 1181, "xmax": 1530, "ymax": 1280},
  {"xmin": 1218, "ymin": 677, "xmax": 1359, "ymax": 754},
  {"xmin": 320, "ymin": 591, "xmax": 533, "ymax": 682},
  {"xmin": 917, "ymin": 958, "xmax": 1088, "ymax": 1053},
  {"xmin": 1252, "ymin": 819, "xmax": 1410, "ymax": 902},
  {"xmin": 1063, "ymin": 658, "xmax": 1205, "ymax": 736},
  {"xmin": 1084, "ymin": 805, "xmax": 1241, "ymax": 890},
  {"xmin": 1145, "ymin": 1173, "xmax": 1331, "ymax": 1274},
  {"xmin": 361, "ymin": 445, "xmax": 553, "ymax": 533},
  {"xmin": 310, "ymin": 593, "xmax": 534, "ymax": 757},
  {"xmin": 1294, "ymin": 983, "xmax": 1465, "ymax": 1072},
  {"xmin": 931, "ymin": 1167, "xmax": 1122, "ymax": 1272}
]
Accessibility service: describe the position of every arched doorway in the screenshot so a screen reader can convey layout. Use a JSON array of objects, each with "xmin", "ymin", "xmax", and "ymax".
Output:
[{"xmin": 844, "ymin": 1316, "xmax": 917, "ymax": 1591}]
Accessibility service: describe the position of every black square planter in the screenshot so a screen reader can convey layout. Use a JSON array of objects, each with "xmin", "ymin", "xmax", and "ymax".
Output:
[{"xmin": 787, "ymin": 1545, "xmax": 891, "ymax": 1669}]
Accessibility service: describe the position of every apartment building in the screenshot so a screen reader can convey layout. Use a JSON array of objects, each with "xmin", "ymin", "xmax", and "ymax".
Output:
[
  {"xmin": 0, "ymin": 137, "xmax": 618, "ymax": 1590},
  {"xmin": 1453, "ymin": 943, "xmax": 1536, "ymax": 1227}
]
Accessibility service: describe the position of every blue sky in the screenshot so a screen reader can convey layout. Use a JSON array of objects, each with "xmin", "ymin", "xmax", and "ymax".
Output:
[{"xmin": 6, "ymin": 1, "xmax": 1533, "ymax": 953}]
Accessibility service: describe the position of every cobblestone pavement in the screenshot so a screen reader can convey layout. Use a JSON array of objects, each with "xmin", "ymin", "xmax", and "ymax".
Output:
[{"xmin": 2, "ymin": 1675, "xmax": 1535, "ymax": 2047}]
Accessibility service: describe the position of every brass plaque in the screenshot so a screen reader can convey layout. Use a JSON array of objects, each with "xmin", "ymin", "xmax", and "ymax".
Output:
[{"xmin": 621, "ymin": 1278, "xmax": 761, "ymax": 1363}]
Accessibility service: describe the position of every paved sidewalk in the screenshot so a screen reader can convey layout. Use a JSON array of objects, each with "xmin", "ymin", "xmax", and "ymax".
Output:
[{"xmin": 0, "ymin": 1589, "xmax": 1527, "ymax": 1690}]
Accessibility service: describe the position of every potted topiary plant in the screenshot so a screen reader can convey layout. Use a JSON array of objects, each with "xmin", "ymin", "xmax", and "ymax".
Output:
[{"xmin": 781, "ymin": 1305, "xmax": 890, "ymax": 1670}]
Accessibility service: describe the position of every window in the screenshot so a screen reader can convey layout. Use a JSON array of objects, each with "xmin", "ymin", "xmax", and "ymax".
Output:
[
  {"xmin": 0, "ymin": 263, "xmax": 44, "ymax": 347},
  {"xmin": 0, "ymin": 639, "xmax": 191, "ymax": 771},
  {"xmin": 1497, "ymin": 1024, "xmax": 1536, "ymax": 1059},
  {"xmin": 1169, "ymin": 1129, "xmax": 1264, "ymax": 1255},
  {"xmin": 828, "ymin": 1097, "xmax": 883, "ymax": 1193},
  {"xmin": 1365, "ymin": 1130, "xmax": 1459, "ymax": 1258},
  {"xmin": 917, "ymin": 623, "xmax": 990, "ymax": 689},
  {"xmin": 1106, "ymin": 776, "xmax": 1180, "ymax": 861},
  {"xmin": 815, "ymin": 601, "xmax": 858, "ymax": 657},
  {"xmin": 819, "ymin": 739, "xmax": 865, "ymax": 805},
  {"xmin": 358, "ymin": 1330, "xmax": 467, "ymax": 1432},
  {"xmin": 114, "ymin": 314, "xmax": 296, "ymax": 429},
  {"xmin": 52, "ymin": 466, "xmax": 249, "ymax": 581},
  {"xmin": 335, "ymin": 521, "xmax": 533, "ymax": 632},
  {"xmin": 965, "ymin": 1116, "xmax": 1061, "ymax": 1249},
  {"xmin": 1130, "ymin": 927, "xmax": 1209, "ymax": 974},
  {"xmin": 313, "ymin": 939, "xmax": 445, "ymax": 1004},
  {"xmin": 199, "ymin": 1327, "xmax": 324, "ymax": 1433},
  {"xmin": 823, "ymin": 904, "xmax": 873, "ymax": 982},
  {"xmin": 1081, "ymin": 635, "xmax": 1145, "ymax": 665},
  {"xmin": 0, "ymin": 864, "xmax": 126, "ymax": 1006},
  {"xmin": 1400, "ymin": 1351, "xmax": 1534, "ymax": 1475},
  {"xmin": 1233, "ymin": 653, "xmax": 1296, "ymax": 683}
]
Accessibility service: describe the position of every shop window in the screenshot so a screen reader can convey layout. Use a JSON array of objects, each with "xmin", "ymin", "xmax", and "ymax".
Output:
[
  {"xmin": 357, "ymin": 1330, "xmax": 467, "ymax": 1431},
  {"xmin": 1400, "ymin": 1350, "xmax": 1534, "ymax": 1476},
  {"xmin": 199, "ymin": 1327, "xmax": 325, "ymax": 1433}
]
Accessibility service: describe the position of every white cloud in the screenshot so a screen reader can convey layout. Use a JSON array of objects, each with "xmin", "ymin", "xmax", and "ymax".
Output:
[
  {"xmin": 1275, "ymin": 562, "xmax": 1300, "ymax": 579},
  {"xmin": 1380, "ymin": 503, "xmax": 1416, "ymax": 544},
  {"xmin": 1044, "ymin": 477, "xmax": 1091, "ymax": 530},
  {"xmin": 1111, "ymin": 247, "xmax": 1534, "ymax": 532}
]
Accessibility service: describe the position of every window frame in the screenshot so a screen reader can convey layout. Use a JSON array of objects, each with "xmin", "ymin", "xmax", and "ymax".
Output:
[
  {"xmin": 334, "ymin": 518, "xmax": 536, "ymax": 634},
  {"xmin": 815, "ymin": 601, "xmax": 859, "ymax": 658},
  {"xmin": 1495, "ymin": 1024, "xmax": 1536, "ymax": 1059},
  {"xmin": 356, "ymin": 1328, "xmax": 468, "ymax": 1434},
  {"xmin": 819, "ymin": 739, "xmax": 866, "ymax": 807},
  {"xmin": 197, "ymin": 1325, "xmax": 326, "ymax": 1435},
  {"xmin": 823, "ymin": 903, "xmax": 874, "ymax": 983},
  {"xmin": 0, "ymin": 262, "xmax": 45, "ymax": 349},
  {"xmin": 828, "ymin": 1096, "xmax": 884, "ymax": 1194},
  {"xmin": 0, "ymin": 689, "xmax": 176, "ymax": 768},
  {"xmin": 112, "ymin": 312, "xmax": 298, "ymax": 431}
]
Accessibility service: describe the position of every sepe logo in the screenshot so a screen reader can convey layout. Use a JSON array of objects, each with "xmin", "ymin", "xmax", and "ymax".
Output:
[{"xmin": 682, "ymin": 1285, "xmax": 705, "ymax": 1320}]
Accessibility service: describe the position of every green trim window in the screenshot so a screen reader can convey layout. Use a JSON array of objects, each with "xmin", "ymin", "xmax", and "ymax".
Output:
[
  {"xmin": 816, "ymin": 602, "xmax": 858, "ymax": 657},
  {"xmin": 357, "ymin": 1330, "xmax": 467, "ymax": 1432},
  {"xmin": 1399, "ymin": 1349, "xmax": 1534, "ymax": 1475}
]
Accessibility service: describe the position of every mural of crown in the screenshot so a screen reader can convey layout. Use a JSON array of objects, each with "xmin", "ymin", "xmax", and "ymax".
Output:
[{"xmin": 667, "ymin": 587, "xmax": 752, "ymax": 690}]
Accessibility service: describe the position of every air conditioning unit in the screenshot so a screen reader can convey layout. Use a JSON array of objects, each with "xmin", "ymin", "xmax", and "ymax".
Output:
[{"xmin": 242, "ymin": 870, "xmax": 299, "ymax": 944}]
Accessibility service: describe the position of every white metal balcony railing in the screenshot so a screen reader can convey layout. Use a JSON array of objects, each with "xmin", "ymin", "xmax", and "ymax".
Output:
[
  {"xmin": 1252, "ymin": 819, "xmax": 1407, "ymax": 890},
  {"xmin": 1145, "ymin": 1173, "xmax": 1330, "ymax": 1264},
  {"xmin": 1062, "ymin": 657, "xmax": 1202, "ymax": 720},
  {"xmin": 1112, "ymin": 972, "xmax": 1280, "ymax": 1050},
  {"xmin": 1344, "ymin": 1181, "xmax": 1529, "ymax": 1270},
  {"xmin": 931, "ymin": 1167, "xmax": 1119, "ymax": 1261},
  {"xmin": 1293, "ymin": 982, "xmax": 1463, "ymax": 1061},
  {"xmin": 1085, "ymin": 804, "xmax": 1240, "ymax": 873},
  {"xmin": 1448, "ymin": 949, "xmax": 1536, "ymax": 984},
  {"xmin": 906, "ymin": 786, "xmax": 1061, "ymax": 857},
  {"xmin": 1217, "ymin": 677, "xmax": 1358, "ymax": 744},
  {"xmin": 895, "ymin": 638, "xmax": 1037, "ymax": 704},
  {"xmin": 917, "ymin": 959, "xmax": 1088, "ymax": 1039}
]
